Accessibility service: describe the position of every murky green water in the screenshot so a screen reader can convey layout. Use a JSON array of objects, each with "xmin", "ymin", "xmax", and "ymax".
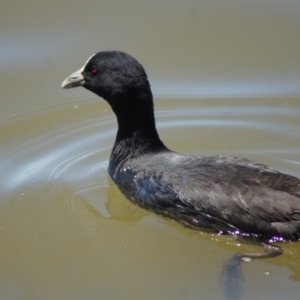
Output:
[{"xmin": 1, "ymin": 1, "xmax": 300, "ymax": 299}]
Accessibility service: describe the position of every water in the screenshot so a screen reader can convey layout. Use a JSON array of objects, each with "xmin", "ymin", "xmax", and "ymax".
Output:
[
  {"xmin": 1, "ymin": 97, "xmax": 299, "ymax": 300},
  {"xmin": 1, "ymin": 1, "xmax": 300, "ymax": 299}
]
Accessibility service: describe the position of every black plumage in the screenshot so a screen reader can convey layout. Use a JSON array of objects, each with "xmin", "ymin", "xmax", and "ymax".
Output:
[{"xmin": 62, "ymin": 50, "xmax": 300, "ymax": 241}]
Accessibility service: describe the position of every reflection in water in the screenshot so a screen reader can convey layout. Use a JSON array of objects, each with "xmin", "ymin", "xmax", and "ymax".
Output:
[
  {"xmin": 0, "ymin": 97, "xmax": 299, "ymax": 300},
  {"xmin": 63, "ymin": 181, "xmax": 148, "ymax": 226}
]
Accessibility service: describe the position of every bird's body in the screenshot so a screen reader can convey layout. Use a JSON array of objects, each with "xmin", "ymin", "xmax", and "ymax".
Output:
[
  {"xmin": 110, "ymin": 142, "xmax": 300, "ymax": 240},
  {"xmin": 62, "ymin": 50, "xmax": 300, "ymax": 241}
]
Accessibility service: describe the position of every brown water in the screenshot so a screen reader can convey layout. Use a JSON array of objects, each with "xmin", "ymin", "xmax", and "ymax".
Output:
[{"xmin": 1, "ymin": 1, "xmax": 300, "ymax": 299}]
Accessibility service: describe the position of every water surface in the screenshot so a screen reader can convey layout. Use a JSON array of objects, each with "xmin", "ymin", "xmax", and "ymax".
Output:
[
  {"xmin": 1, "ymin": 96, "xmax": 300, "ymax": 300},
  {"xmin": 1, "ymin": 1, "xmax": 300, "ymax": 299}
]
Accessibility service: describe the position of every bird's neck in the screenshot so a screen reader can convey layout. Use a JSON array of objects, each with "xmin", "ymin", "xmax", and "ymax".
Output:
[{"xmin": 108, "ymin": 93, "xmax": 167, "ymax": 175}]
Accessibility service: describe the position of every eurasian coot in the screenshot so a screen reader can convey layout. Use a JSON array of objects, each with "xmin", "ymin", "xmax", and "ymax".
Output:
[
  {"xmin": 62, "ymin": 51, "xmax": 300, "ymax": 298},
  {"xmin": 62, "ymin": 50, "xmax": 300, "ymax": 241}
]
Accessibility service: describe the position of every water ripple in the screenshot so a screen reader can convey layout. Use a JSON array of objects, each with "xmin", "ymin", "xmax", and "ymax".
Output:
[{"xmin": 1, "ymin": 97, "xmax": 299, "ymax": 205}]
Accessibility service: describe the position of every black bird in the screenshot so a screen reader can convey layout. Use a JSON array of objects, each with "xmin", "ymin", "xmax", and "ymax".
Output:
[{"xmin": 62, "ymin": 51, "xmax": 300, "ymax": 299}]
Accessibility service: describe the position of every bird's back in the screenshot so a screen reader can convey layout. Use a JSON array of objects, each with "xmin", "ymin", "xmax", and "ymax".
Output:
[{"xmin": 112, "ymin": 152, "xmax": 300, "ymax": 240}]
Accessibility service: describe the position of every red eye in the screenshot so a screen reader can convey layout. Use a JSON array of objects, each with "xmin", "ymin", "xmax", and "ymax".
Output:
[{"xmin": 91, "ymin": 65, "xmax": 98, "ymax": 74}]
